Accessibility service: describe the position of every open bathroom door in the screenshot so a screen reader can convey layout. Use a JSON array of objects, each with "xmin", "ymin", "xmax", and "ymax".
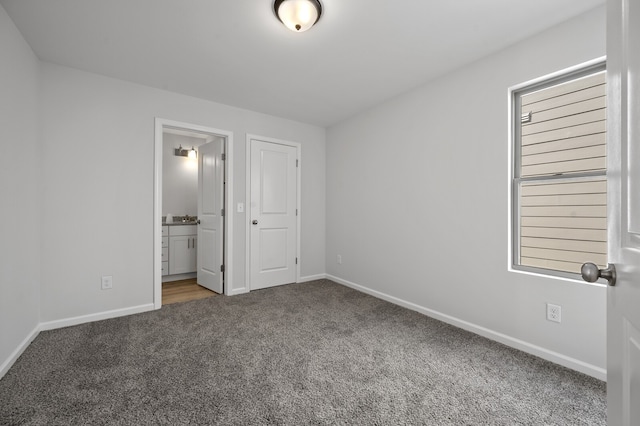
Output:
[
  {"xmin": 197, "ymin": 139, "xmax": 224, "ymax": 293},
  {"xmin": 604, "ymin": 0, "xmax": 640, "ymax": 424}
]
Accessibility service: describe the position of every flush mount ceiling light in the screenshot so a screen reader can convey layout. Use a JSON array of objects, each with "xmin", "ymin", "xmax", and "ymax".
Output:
[{"xmin": 273, "ymin": 0, "xmax": 322, "ymax": 32}]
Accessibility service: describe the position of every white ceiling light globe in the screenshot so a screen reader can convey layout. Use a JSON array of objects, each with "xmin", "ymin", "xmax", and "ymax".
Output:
[{"xmin": 276, "ymin": 0, "xmax": 321, "ymax": 32}]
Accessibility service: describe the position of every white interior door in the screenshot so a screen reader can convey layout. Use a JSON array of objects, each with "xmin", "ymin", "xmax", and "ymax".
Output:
[
  {"xmin": 250, "ymin": 139, "xmax": 297, "ymax": 290},
  {"xmin": 606, "ymin": 1, "xmax": 640, "ymax": 424},
  {"xmin": 197, "ymin": 139, "xmax": 224, "ymax": 293}
]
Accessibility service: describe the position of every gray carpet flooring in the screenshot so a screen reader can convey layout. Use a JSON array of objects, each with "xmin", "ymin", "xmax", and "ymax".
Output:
[{"xmin": 0, "ymin": 279, "xmax": 606, "ymax": 425}]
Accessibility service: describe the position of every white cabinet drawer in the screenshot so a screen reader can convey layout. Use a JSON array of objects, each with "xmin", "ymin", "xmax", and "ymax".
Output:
[
  {"xmin": 162, "ymin": 226, "xmax": 168, "ymax": 237},
  {"xmin": 161, "ymin": 261, "xmax": 168, "ymax": 276},
  {"xmin": 161, "ymin": 237, "xmax": 168, "ymax": 248},
  {"xmin": 169, "ymin": 225, "xmax": 197, "ymax": 236},
  {"xmin": 161, "ymin": 247, "xmax": 168, "ymax": 262}
]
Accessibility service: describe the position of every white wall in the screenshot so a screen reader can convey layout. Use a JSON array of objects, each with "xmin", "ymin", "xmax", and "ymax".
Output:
[
  {"xmin": 162, "ymin": 133, "xmax": 203, "ymax": 217},
  {"xmin": 0, "ymin": 4, "xmax": 41, "ymax": 374},
  {"xmin": 326, "ymin": 6, "xmax": 607, "ymax": 377},
  {"xmin": 39, "ymin": 63, "xmax": 326, "ymax": 322}
]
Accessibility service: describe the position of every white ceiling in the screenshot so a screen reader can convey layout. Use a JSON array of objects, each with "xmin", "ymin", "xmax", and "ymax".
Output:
[{"xmin": 1, "ymin": 0, "xmax": 604, "ymax": 127}]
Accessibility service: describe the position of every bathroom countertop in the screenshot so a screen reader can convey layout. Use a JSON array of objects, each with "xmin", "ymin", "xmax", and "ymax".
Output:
[{"xmin": 162, "ymin": 222, "xmax": 197, "ymax": 226}]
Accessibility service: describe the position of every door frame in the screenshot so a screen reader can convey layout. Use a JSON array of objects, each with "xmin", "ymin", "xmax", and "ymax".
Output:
[
  {"xmin": 245, "ymin": 134, "xmax": 301, "ymax": 291},
  {"xmin": 154, "ymin": 118, "xmax": 234, "ymax": 308}
]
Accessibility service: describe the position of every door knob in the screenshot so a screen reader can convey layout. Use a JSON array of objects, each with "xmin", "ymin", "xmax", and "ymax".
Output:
[
  {"xmin": 581, "ymin": 262, "xmax": 616, "ymax": 286},
  {"xmin": 252, "ymin": 220, "xmax": 258, "ymax": 225},
  {"xmin": 196, "ymin": 219, "xmax": 201, "ymax": 225}
]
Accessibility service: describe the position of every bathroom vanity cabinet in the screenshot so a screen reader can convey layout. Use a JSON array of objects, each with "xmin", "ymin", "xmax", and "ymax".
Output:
[
  {"xmin": 168, "ymin": 225, "xmax": 197, "ymax": 275},
  {"xmin": 161, "ymin": 226, "xmax": 169, "ymax": 276}
]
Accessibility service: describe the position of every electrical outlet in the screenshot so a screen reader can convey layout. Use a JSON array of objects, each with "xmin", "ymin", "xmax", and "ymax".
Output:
[
  {"xmin": 101, "ymin": 275, "xmax": 113, "ymax": 290},
  {"xmin": 337, "ymin": 255, "xmax": 342, "ymax": 264},
  {"xmin": 547, "ymin": 303, "xmax": 561, "ymax": 323}
]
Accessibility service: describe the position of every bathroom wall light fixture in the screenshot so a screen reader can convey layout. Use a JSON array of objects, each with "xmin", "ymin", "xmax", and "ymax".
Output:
[
  {"xmin": 274, "ymin": 0, "xmax": 322, "ymax": 32},
  {"xmin": 174, "ymin": 145, "xmax": 197, "ymax": 158}
]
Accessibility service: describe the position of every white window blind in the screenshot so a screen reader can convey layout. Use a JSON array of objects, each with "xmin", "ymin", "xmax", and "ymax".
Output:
[{"xmin": 514, "ymin": 68, "xmax": 607, "ymax": 276}]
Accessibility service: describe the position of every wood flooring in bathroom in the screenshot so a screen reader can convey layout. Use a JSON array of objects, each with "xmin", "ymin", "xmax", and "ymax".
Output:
[{"xmin": 162, "ymin": 278, "xmax": 217, "ymax": 305}]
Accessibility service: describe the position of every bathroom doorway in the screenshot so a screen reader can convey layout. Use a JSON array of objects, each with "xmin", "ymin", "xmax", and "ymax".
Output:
[{"xmin": 153, "ymin": 119, "xmax": 234, "ymax": 308}]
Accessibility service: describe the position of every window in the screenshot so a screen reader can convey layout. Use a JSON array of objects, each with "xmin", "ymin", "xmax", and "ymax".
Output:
[{"xmin": 512, "ymin": 63, "xmax": 607, "ymax": 279}]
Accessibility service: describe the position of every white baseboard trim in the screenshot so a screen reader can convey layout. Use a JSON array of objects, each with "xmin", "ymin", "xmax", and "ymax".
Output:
[
  {"xmin": 298, "ymin": 274, "xmax": 327, "ymax": 283},
  {"xmin": 162, "ymin": 272, "xmax": 196, "ymax": 283},
  {"xmin": 39, "ymin": 303, "xmax": 156, "ymax": 331},
  {"xmin": 3, "ymin": 278, "xmax": 605, "ymax": 382},
  {"xmin": 0, "ymin": 324, "xmax": 40, "ymax": 379},
  {"xmin": 227, "ymin": 288, "xmax": 249, "ymax": 296},
  {"xmin": 326, "ymin": 274, "xmax": 606, "ymax": 381}
]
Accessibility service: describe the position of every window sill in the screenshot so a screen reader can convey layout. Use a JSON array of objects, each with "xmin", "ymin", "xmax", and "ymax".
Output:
[{"xmin": 508, "ymin": 266, "xmax": 607, "ymax": 288}]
